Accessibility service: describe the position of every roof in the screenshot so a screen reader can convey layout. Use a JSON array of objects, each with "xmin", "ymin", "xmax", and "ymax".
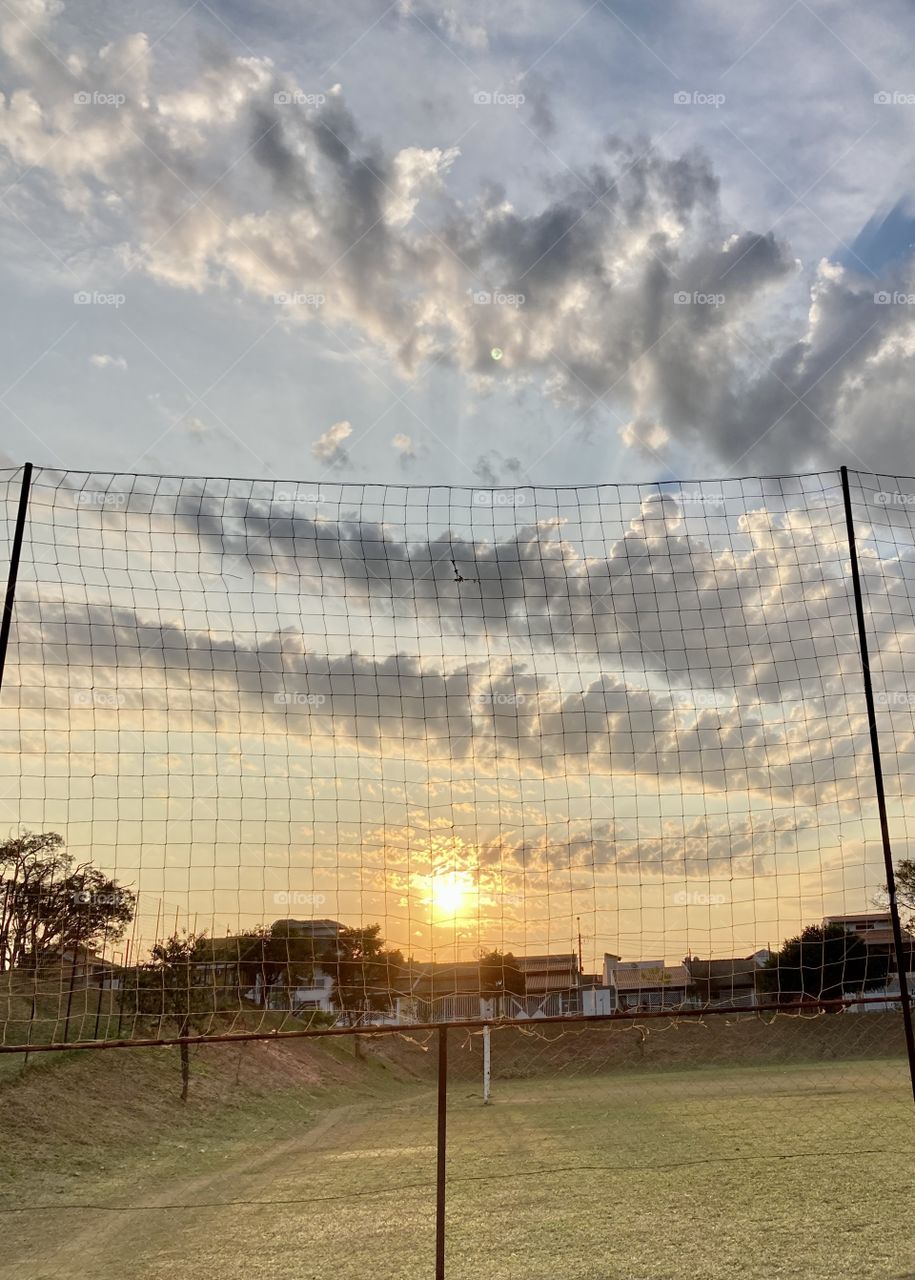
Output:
[
  {"xmin": 823, "ymin": 913, "xmax": 891, "ymax": 925},
  {"xmin": 860, "ymin": 928, "xmax": 915, "ymax": 948},
  {"xmin": 516, "ymin": 954, "xmax": 579, "ymax": 972},
  {"xmin": 687, "ymin": 958, "xmax": 759, "ymax": 982},
  {"xmin": 275, "ymin": 919, "xmax": 344, "ymax": 936},
  {"xmin": 525, "ymin": 970, "xmax": 579, "ymax": 993},
  {"xmin": 613, "ymin": 962, "xmax": 691, "ymax": 992}
]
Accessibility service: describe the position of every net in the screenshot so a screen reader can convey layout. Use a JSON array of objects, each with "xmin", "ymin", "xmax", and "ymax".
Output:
[{"xmin": 0, "ymin": 466, "xmax": 912, "ymax": 1058}]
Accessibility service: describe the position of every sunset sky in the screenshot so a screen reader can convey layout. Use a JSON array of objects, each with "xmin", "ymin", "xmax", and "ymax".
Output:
[{"xmin": 3, "ymin": 4, "xmax": 915, "ymax": 967}]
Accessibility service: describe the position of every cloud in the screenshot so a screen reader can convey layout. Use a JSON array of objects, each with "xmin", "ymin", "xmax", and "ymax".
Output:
[
  {"xmin": 0, "ymin": 5, "xmax": 801, "ymax": 468},
  {"xmin": 391, "ymin": 433, "xmax": 416, "ymax": 465},
  {"xmin": 312, "ymin": 419, "xmax": 353, "ymax": 467},
  {"xmin": 89, "ymin": 353, "xmax": 127, "ymax": 371},
  {"xmin": 5, "ymin": 2, "xmax": 915, "ymax": 474}
]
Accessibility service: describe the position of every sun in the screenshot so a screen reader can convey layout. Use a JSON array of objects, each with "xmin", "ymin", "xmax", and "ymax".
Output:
[{"xmin": 430, "ymin": 871, "xmax": 471, "ymax": 918}]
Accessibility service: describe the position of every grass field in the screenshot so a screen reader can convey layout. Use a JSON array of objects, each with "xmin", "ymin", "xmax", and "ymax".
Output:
[{"xmin": 1, "ymin": 1047, "xmax": 913, "ymax": 1280}]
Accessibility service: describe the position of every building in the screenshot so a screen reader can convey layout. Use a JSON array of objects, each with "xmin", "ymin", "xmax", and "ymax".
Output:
[
  {"xmin": 686, "ymin": 952, "xmax": 770, "ymax": 1008},
  {"xmin": 604, "ymin": 955, "xmax": 691, "ymax": 1010},
  {"xmin": 514, "ymin": 953, "xmax": 581, "ymax": 1015},
  {"xmin": 823, "ymin": 913, "xmax": 915, "ymax": 972},
  {"xmin": 394, "ymin": 953, "xmax": 582, "ymax": 1022},
  {"xmin": 40, "ymin": 946, "xmax": 124, "ymax": 991}
]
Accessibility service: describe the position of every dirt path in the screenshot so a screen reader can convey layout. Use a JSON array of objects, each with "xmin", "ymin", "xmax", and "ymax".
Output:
[{"xmin": 2, "ymin": 1090, "xmax": 439, "ymax": 1280}]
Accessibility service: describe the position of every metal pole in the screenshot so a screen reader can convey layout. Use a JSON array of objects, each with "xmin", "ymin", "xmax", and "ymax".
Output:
[
  {"xmin": 840, "ymin": 465, "xmax": 915, "ymax": 1103},
  {"xmin": 482, "ymin": 1023, "xmax": 491, "ymax": 1104},
  {"xmin": 435, "ymin": 1023, "xmax": 448, "ymax": 1280},
  {"xmin": 0, "ymin": 463, "xmax": 32, "ymax": 694},
  {"xmin": 62, "ymin": 916, "xmax": 82, "ymax": 1043}
]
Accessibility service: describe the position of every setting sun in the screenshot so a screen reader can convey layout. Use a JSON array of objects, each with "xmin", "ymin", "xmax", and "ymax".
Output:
[{"xmin": 430, "ymin": 871, "xmax": 473, "ymax": 918}]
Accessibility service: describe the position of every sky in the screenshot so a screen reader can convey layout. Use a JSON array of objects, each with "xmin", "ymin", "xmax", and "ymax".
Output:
[{"xmin": 2, "ymin": 2, "xmax": 915, "ymax": 970}]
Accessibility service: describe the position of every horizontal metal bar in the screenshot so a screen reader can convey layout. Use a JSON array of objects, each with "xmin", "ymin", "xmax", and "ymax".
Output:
[{"xmin": 0, "ymin": 995, "xmax": 906, "ymax": 1055}]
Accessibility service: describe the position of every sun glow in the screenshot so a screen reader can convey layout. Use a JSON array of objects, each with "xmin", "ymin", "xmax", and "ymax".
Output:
[{"xmin": 430, "ymin": 870, "xmax": 473, "ymax": 918}]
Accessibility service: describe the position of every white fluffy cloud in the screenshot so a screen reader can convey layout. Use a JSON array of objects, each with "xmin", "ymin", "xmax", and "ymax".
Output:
[{"xmin": 312, "ymin": 419, "xmax": 353, "ymax": 466}]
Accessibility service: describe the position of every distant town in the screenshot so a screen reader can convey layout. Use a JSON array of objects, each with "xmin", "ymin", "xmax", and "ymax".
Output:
[{"xmin": 42, "ymin": 910, "xmax": 915, "ymax": 1028}]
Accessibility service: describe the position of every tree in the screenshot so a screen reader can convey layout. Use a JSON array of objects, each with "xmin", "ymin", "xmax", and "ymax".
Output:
[
  {"xmin": 125, "ymin": 931, "xmax": 215, "ymax": 1101},
  {"xmin": 758, "ymin": 922, "xmax": 888, "ymax": 1005},
  {"xmin": 891, "ymin": 860, "xmax": 915, "ymax": 928},
  {"xmin": 0, "ymin": 831, "xmax": 135, "ymax": 971},
  {"xmin": 325, "ymin": 924, "xmax": 404, "ymax": 1023},
  {"xmin": 231, "ymin": 923, "xmax": 319, "ymax": 1009},
  {"xmin": 479, "ymin": 949, "xmax": 525, "ymax": 998}
]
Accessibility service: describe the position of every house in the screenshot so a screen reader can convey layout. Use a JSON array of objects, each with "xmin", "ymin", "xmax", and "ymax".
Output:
[
  {"xmin": 604, "ymin": 955, "xmax": 691, "ymax": 1010},
  {"xmin": 685, "ymin": 952, "xmax": 770, "ymax": 1008},
  {"xmin": 394, "ymin": 952, "xmax": 583, "ymax": 1022},
  {"xmin": 193, "ymin": 920, "xmax": 346, "ymax": 1012},
  {"xmin": 823, "ymin": 913, "xmax": 915, "ymax": 972},
  {"xmin": 41, "ymin": 946, "xmax": 124, "ymax": 991},
  {"xmin": 514, "ymin": 953, "xmax": 581, "ymax": 1015}
]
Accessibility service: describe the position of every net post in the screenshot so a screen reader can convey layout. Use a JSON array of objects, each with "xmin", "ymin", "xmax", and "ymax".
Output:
[
  {"xmin": 0, "ymin": 462, "xmax": 33, "ymax": 694},
  {"xmin": 435, "ymin": 1023, "xmax": 448, "ymax": 1280},
  {"xmin": 482, "ymin": 1023, "xmax": 491, "ymax": 1104},
  {"xmin": 840, "ymin": 464, "xmax": 915, "ymax": 1103}
]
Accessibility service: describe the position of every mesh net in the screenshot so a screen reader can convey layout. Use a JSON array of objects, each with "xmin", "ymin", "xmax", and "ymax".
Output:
[
  {"xmin": 2, "ymin": 465, "xmax": 915, "ymax": 1280},
  {"xmin": 0, "ymin": 466, "xmax": 912, "ymax": 1048}
]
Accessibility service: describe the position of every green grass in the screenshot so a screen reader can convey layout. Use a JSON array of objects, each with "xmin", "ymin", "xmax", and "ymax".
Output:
[{"xmin": 1, "ymin": 1051, "xmax": 913, "ymax": 1279}]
